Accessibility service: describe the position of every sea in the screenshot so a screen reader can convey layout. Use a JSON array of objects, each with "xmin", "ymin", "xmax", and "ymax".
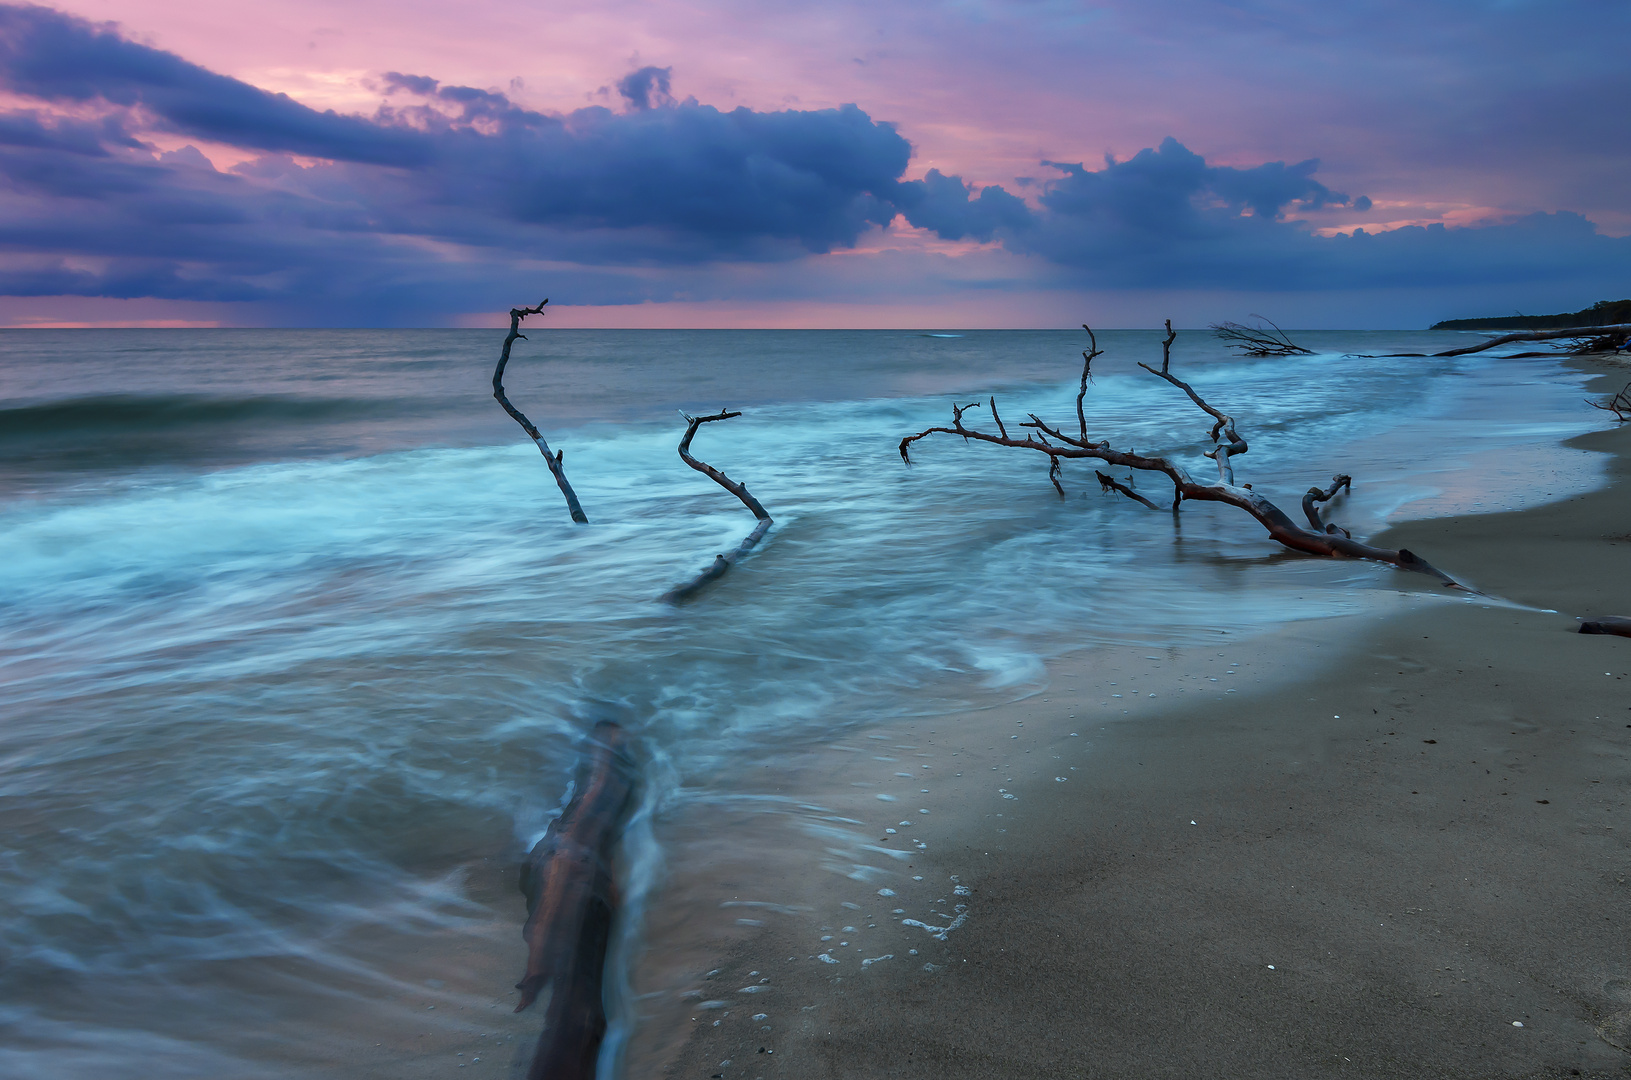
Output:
[{"xmin": 0, "ymin": 327, "xmax": 1609, "ymax": 1078}]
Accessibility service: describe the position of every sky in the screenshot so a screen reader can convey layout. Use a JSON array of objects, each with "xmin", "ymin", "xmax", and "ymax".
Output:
[{"xmin": 0, "ymin": 0, "xmax": 1626, "ymax": 328}]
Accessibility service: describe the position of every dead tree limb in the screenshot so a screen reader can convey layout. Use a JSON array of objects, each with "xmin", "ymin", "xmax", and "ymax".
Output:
[
  {"xmin": 1302, "ymin": 474, "xmax": 1353, "ymax": 536},
  {"xmin": 1078, "ymin": 324, "xmax": 1102, "ymax": 440},
  {"xmin": 1212, "ymin": 315, "xmax": 1312, "ymax": 356},
  {"xmin": 1588, "ymin": 381, "xmax": 1631, "ymax": 422},
  {"xmin": 1376, "ymin": 323, "xmax": 1631, "ymax": 358},
  {"xmin": 492, "ymin": 299, "xmax": 589, "ymax": 524},
  {"xmin": 516, "ymin": 720, "xmax": 637, "ymax": 1080},
  {"xmin": 899, "ymin": 322, "xmax": 1463, "ymax": 587},
  {"xmin": 660, "ymin": 410, "xmax": 773, "ymax": 603},
  {"xmin": 1137, "ymin": 320, "xmax": 1249, "ymax": 486},
  {"xmin": 1095, "ymin": 470, "xmax": 1161, "ymax": 510},
  {"xmin": 1579, "ymin": 616, "xmax": 1631, "ymax": 637}
]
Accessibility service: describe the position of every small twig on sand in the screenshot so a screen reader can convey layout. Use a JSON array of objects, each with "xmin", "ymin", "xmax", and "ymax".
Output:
[
  {"xmin": 492, "ymin": 299, "xmax": 589, "ymax": 523},
  {"xmin": 660, "ymin": 410, "xmax": 773, "ymax": 603}
]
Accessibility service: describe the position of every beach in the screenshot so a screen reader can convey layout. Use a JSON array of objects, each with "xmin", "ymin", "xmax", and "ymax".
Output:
[
  {"xmin": 0, "ymin": 330, "xmax": 1625, "ymax": 1078},
  {"xmin": 647, "ymin": 357, "xmax": 1631, "ymax": 1079}
]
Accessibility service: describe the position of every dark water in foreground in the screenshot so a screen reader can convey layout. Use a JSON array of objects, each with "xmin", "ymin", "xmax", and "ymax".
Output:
[{"xmin": 0, "ymin": 328, "xmax": 1608, "ymax": 1076}]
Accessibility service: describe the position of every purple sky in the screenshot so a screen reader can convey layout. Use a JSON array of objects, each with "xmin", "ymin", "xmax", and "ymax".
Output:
[{"xmin": 0, "ymin": 0, "xmax": 1626, "ymax": 327}]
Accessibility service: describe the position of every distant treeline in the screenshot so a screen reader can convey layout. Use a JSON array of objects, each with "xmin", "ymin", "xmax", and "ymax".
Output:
[{"xmin": 1431, "ymin": 299, "xmax": 1631, "ymax": 331}]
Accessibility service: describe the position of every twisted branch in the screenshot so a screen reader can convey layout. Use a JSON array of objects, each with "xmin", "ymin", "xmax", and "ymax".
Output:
[
  {"xmin": 1302, "ymin": 474, "xmax": 1353, "ymax": 537},
  {"xmin": 660, "ymin": 410, "xmax": 774, "ymax": 603},
  {"xmin": 1078, "ymin": 324, "xmax": 1102, "ymax": 440},
  {"xmin": 1137, "ymin": 321, "xmax": 1247, "ymax": 485},
  {"xmin": 492, "ymin": 299, "xmax": 589, "ymax": 524},
  {"xmin": 900, "ymin": 322, "xmax": 1462, "ymax": 587},
  {"xmin": 1588, "ymin": 381, "xmax": 1631, "ymax": 422}
]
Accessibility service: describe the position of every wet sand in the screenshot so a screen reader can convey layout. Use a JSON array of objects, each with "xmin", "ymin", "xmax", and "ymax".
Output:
[{"xmin": 648, "ymin": 359, "xmax": 1631, "ymax": 1080}]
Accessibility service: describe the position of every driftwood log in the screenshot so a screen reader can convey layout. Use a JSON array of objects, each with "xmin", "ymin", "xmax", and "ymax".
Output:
[
  {"xmin": 1378, "ymin": 323, "xmax": 1631, "ymax": 359},
  {"xmin": 900, "ymin": 321, "xmax": 1462, "ymax": 586},
  {"xmin": 515, "ymin": 720, "xmax": 637, "ymax": 1080},
  {"xmin": 660, "ymin": 410, "xmax": 773, "ymax": 603},
  {"xmin": 1579, "ymin": 616, "xmax": 1631, "ymax": 638},
  {"xmin": 492, "ymin": 299, "xmax": 589, "ymax": 524}
]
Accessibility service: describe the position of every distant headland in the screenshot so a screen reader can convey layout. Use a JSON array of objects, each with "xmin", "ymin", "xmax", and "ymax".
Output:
[{"xmin": 1432, "ymin": 298, "xmax": 1631, "ymax": 330}]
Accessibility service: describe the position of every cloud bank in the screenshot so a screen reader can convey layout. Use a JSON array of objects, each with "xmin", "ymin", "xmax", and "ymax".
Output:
[{"xmin": 0, "ymin": 3, "xmax": 1624, "ymax": 324}]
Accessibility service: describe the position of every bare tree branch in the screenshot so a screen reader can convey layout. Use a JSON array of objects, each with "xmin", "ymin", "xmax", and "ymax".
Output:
[
  {"xmin": 1078, "ymin": 324, "xmax": 1102, "ymax": 440},
  {"xmin": 901, "ymin": 322, "xmax": 1463, "ymax": 587},
  {"xmin": 516, "ymin": 720, "xmax": 636, "ymax": 1080},
  {"xmin": 1137, "ymin": 322, "xmax": 1247, "ymax": 485},
  {"xmin": 1302, "ymin": 474, "xmax": 1353, "ymax": 534},
  {"xmin": 1212, "ymin": 315, "xmax": 1312, "ymax": 356},
  {"xmin": 492, "ymin": 299, "xmax": 589, "ymax": 524},
  {"xmin": 1095, "ymin": 470, "xmax": 1161, "ymax": 510},
  {"xmin": 1587, "ymin": 380, "xmax": 1631, "ymax": 422},
  {"xmin": 660, "ymin": 409, "xmax": 774, "ymax": 603}
]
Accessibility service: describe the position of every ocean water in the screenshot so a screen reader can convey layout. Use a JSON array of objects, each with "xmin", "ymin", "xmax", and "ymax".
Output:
[{"xmin": 0, "ymin": 327, "xmax": 1608, "ymax": 1077}]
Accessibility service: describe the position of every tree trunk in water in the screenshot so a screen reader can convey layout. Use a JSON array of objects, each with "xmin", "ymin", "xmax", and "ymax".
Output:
[{"xmin": 515, "ymin": 720, "xmax": 637, "ymax": 1080}]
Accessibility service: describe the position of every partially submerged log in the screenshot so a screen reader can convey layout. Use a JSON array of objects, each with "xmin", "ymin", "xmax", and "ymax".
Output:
[
  {"xmin": 660, "ymin": 410, "xmax": 773, "ymax": 603},
  {"xmin": 899, "ymin": 322, "xmax": 1462, "ymax": 587},
  {"xmin": 516, "ymin": 720, "xmax": 637, "ymax": 1080},
  {"xmin": 1579, "ymin": 616, "xmax": 1631, "ymax": 638},
  {"xmin": 1212, "ymin": 315, "xmax": 1312, "ymax": 357},
  {"xmin": 1377, "ymin": 323, "xmax": 1631, "ymax": 359},
  {"xmin": 492, "ymin": 299, "xmax": 589, "ymax": 524}
]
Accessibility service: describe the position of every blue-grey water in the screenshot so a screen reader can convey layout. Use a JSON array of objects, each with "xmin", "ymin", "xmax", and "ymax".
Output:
[{"xmin": 0, "ymin": 328, "xmax": 1608, "ymax": 1077}]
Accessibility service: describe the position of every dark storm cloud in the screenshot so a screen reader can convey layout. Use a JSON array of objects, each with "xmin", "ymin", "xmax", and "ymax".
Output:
[
  {"xmin": 0, "ymin": 3, "xmax": 1623, "ymax": 320},
  {"xmin": 616, "ymin": 66, "xmax": 674, "ymax": 111},
  {"xmin": 0, "ymin": 3, "xmax": 431, "ymax": 166}
]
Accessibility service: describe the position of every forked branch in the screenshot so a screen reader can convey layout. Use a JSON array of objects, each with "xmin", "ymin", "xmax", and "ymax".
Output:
[
  {"xmin": 901, "ymin": 322, "xmax": 1461, "ymax": 587},
  {"xmin": 660, "ymin": 410, "xmax": 774, "ymax": 603},
  {"xmin": 1588, "ymin": 381, "xmax": 1631, "ymax": 422},
  {"xmin": 492, "ymin": 299, "xmax": 589, "ymax": 523},
  {"xmin": 1137, "ymin": 320, "xmax": 1247, "ymax": 485}
]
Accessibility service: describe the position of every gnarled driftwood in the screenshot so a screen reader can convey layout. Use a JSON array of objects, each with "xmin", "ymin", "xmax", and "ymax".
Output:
[
  {"xmin": 899, "ymin": 322, "xmax": 1462, "ymax": 587},
  {"xmin": 660, "ymin": 409, "xmax": 773, "ymax": 603},
  {"xmin": 492, "ymin": 299, "xmax": 589, "ymax": 523},
  {"xmin": 516, "ymin": 720, "xmax": 637, "ymax": 1080}
]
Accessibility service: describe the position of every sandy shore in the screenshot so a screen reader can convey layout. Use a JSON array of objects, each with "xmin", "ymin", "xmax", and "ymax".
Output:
[{"xmin": 645, "ymin": 358, "xmax": 1631, "ymax": 1080}]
